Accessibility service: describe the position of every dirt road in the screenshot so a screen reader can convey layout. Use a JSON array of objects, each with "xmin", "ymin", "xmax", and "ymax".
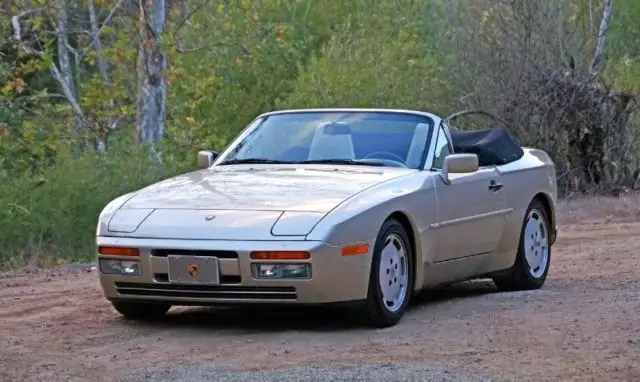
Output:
[{"xmin": 1, "ymin": 196, "xmax": 640, "ymax": 381}]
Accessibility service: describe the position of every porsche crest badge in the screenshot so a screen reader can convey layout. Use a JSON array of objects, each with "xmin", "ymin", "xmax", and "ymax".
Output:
[{"xmin": 187, "ymin": 263, "xmax": 199, "ymax": 277}]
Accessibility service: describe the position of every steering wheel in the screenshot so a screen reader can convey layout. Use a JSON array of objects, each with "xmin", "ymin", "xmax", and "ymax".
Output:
[{"xmin": 363, "ymin": 151, "xmax": 408, "ymax": 167}]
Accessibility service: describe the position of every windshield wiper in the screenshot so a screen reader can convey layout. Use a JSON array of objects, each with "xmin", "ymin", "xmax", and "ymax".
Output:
[
  {"xmin": 218, "ymin": 158, "xmax": 385, "ymax": 167},
  {"xmin": 217, "ymin": 158, "xmax": 292, "ymax": 165},
  {"xmin": 295, "ymin": 159, "xmax": 384, "ymax": 167}
]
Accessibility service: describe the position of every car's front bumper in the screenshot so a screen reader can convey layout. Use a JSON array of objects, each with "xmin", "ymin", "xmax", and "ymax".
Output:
[{"xmin": 97, "ymin": 236, "xmax": 373, "ymax": 305}]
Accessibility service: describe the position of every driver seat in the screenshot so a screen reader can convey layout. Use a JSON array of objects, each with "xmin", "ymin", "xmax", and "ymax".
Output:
[{"xmin": 307, "ymin": 123, "xmax": 355, "ymax": 160}]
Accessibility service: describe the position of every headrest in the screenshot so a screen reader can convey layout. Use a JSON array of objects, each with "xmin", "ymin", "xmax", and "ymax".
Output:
[{"xmin": 307, "ymin": 122, "xmax": 355, "ymax": 160}]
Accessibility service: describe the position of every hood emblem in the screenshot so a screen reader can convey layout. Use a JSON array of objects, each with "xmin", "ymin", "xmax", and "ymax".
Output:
[{"xmin": 204, "ymin": 214, "xmax": 216, "ymax": 221}]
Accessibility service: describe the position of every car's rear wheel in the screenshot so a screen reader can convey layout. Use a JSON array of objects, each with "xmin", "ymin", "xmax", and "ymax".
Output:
[
  {"xmin": 111, "ymin": 301, "xmax": 171, "ymax": 320},
  {"xmin": 358, "ymin": 218, "xmax": 413, "ymax": 328},
  {"xmin": 493, "ymin": 198, "xmax": 551, "ymax": 291}
]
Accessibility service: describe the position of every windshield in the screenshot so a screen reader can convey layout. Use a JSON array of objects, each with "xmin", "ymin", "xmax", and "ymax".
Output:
[{"xmin": 216, "ymin": 111, "xmax": 435, "ymax": 169}]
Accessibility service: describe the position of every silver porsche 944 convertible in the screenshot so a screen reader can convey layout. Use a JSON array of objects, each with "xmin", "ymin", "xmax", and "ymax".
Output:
[{"xmin": 96, "ymin": 108, "xmax": 557, "ymax": 327}]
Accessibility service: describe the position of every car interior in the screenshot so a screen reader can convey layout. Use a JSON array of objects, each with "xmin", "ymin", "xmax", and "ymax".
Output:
[
  {"xmin": 273, "ymin": 119, "xmax": 524, "ymax": 169},
  {"xmin": 277, "ymin": 121, "xmax": 430, "ymax": 167}
]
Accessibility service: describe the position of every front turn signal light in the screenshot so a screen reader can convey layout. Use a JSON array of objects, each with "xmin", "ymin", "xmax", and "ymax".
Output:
[
  {"xmin": 98, "ymin": 246, "xmax": 140, "ymax": 256},
  {"xmin": 250, "ymin": 251, "xmax": 311, "ymax": 260}
]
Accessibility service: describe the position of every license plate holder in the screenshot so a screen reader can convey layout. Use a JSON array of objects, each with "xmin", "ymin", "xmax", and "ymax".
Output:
[{"xmin": 167, "ymin": 255, "xmax": 220, "ymax": 284}]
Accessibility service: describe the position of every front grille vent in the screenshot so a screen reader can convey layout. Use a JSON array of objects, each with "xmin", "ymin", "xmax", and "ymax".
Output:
[
  {"xmin": 115, "ymin": 282, "xmax": 297, "ymax": 301},
  {"xmin": 151, "ymin": 249, "xmax": 238, "ymax": 259}
]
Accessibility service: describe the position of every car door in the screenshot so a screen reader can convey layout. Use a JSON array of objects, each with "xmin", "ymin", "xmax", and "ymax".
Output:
[{"xmin": 430, "ymin": 122, "xmax": 508, "ymax": 263}]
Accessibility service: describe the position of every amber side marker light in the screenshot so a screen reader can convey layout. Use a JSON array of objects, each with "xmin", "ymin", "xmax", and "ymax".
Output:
[
  {"xmin": 98, "ymin": 246, "xmax": 140, "ymax": 256},
  {"xmin": 250, "ymin": 251, "xmax": 311, "ymax": 260},
  {"xmin": 342, "ymin": 244, "xmax": 370, "ymax": 256}
]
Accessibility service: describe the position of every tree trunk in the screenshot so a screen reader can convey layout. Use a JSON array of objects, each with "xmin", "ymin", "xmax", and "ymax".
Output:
[
  {"xmin": 135, "ymin": 0, "xmax": 167, "ymax": 160},
  {"xmin": 589, "ymin": 0, "xmax": 614, "ymax": 78},
  {"xmin": 55, "ymin": 0, "xmax": 86, "ymax": 137},
  {"xmin": 56, "ymin": 0, "xmax": 76, "ymax": 101}
]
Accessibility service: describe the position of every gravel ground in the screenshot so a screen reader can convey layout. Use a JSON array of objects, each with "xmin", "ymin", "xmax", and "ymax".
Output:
[
  {"xmin": 118, "ymin": 363, "xmax": 492, "ymax": 382},
  {"xmin": 2, "ymin": 196, "xmax": 640, "ymax": 381}
]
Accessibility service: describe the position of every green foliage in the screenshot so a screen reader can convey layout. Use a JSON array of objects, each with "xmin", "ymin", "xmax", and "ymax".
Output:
[
  {"xmin": 1, "ymin": 0, "xmax": 640, "ymax": 267},
  {"xmin": 0, "ymin": 146, "xmax": 184, "ymax": 269},
  {"xmin": 163, "ymin": 0, "xmax": 355, "ymax": 160},
  {"xmin": 605, "ymin": 0, "xmax": 640, "ymax": 92},
  {"xmin": 279, "ymin": 1, "xmax": 453, "ymax": 113},
  {"xmin": 609, "ymin": 0, "xmax": 640, "ymax": 59}
]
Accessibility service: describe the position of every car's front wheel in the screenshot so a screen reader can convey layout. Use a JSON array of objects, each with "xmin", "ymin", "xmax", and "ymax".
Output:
[
  {"xmin": 358, "ymin": 218, "xmax": 413, "ymax": 328},
  {"xmin": 493, "ymin": 198, "xmax": 551, "ymax": 291},
  {"xmin": 111, "ymin": 301, "xmax": 171, "ymax": 321}
]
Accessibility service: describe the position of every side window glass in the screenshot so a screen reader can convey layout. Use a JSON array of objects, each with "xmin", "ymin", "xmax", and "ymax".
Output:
[{"xmin": 432, "ymin": 124, "xmax": 453, "ymax": 170}]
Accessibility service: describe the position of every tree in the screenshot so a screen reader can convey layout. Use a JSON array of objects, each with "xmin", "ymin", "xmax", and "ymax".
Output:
[
  {"xmin": 8, "ymin": 0, "xmax": 132, "ymax": 153},
  {"xmin": 136, "ymin": 0, "xmax": 168, "ymax": 160},
  {"xmin": 442, "ymin": 0, "xmax": 636, "ymax": 195}
]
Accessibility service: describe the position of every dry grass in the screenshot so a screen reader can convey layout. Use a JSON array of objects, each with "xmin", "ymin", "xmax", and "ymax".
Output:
[{"xmin": 556, "ymin": 191, "xmax": 640, "ymax": 224}]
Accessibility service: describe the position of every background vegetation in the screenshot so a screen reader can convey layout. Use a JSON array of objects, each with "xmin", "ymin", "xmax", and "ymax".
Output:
[{"xmin": 1, "ymin": 0, "xmax": 638, "ymax": 268}]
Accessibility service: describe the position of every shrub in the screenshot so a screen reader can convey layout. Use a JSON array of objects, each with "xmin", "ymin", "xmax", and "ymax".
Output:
[{"xmin": 0, "ymin": 147, "xmax": 184, "ymax": 269}]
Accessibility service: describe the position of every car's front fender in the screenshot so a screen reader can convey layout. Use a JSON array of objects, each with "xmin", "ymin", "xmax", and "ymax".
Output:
[
  {"xmin": 307, "ymin": 172, "xmax": 432, "ymax": 243},
  {"xmin": 96, "ymin": 192, "xmax": 137, "ymax": 236},
  {"xmin": 305, "ymin": 171, "xmax": 438, "ymax": 294}
]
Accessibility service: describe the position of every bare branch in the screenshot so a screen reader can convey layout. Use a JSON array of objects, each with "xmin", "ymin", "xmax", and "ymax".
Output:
[
  {"xmin": 50, "ymin": 64, "xmax": 84, "ymax": 118},
  {"xmin": 173, "ymin": 0, "xmax": 210, "ymax": 37},
  {"xmin": 11, "ymin": 4, "xmax": 84, "ymax": 123},
  {"xmin": 66, "ymin": 41, "xmax": 81, "ymax": 74},
  {"xmin": 10, "ymin": 8, "xmax": 44, "ymax": 42},
  {"xmin": 444, "ymin": 109, "xmax": 511, "ymax": 129},
  {"xmin": 557, "ymin": 7, "xmax": 576, "ymax": 76},
  {"xmin": 176, "ymin": 41, "xmax": 251, "ymax": 57},
  {"xmin": 25, "ymin": 92, "xmax": 68, "ymax": 100},
  {"xmin": 589, "ymin": 0, "xmax": 614, "ymax": 77},
  {"xmin": 88, "ymin": 0, "xmax": 122, "ymax": 153},
  {"xmin": 588, "ymin": 0, "xmax": 595, "ymax": 35},
  {"xmin": 55, "ymin": 0, "xmax": 78, "ymax": 103},
  {"xmin": 88, "ymin": 0, "xmax": 112, "ymax": 84},
  {"xmin": 82, "ymin": 0, "xmax": 125, "ymax": 53}
]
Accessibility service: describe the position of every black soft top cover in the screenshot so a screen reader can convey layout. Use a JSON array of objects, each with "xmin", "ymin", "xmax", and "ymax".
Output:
[{"xmin": 450, "ymin": 127, "xmax": 524, "ymax": 167}]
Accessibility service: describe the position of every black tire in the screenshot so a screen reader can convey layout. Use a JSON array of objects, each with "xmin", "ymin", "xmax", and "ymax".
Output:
[
  {"xmin": 357, "ymin": 218, "xmax": 414, "ymax": 328},
  {"xmin": 111, "ymin": 301, "xmax": 171, "ymax": 321},
  {"xmin": 493, "ymin": 198, "xmax": 551, "ymax": 291}
]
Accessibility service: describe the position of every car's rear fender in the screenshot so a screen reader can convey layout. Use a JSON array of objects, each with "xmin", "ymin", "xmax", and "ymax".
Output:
[{"xmin": 493, "ymin": 148, "xmax": 557, "ymax": 263}]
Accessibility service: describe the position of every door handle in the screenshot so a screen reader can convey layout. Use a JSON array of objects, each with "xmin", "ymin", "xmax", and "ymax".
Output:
[{"xmin": 488, "ymin": 180, "xmax": 503, "ymax": 191}]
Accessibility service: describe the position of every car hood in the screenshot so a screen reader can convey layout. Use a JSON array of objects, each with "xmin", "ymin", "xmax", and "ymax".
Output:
[
  {"xmin": 102, "ymin": 165, "xmax": 414, "ymax": 240},
  {"xmin": 120, "ymin": 165, "xmax": 415, "ymax": 213}
]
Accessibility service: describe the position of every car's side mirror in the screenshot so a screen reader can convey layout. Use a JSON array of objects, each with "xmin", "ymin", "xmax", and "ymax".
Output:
[
  {"xmin": 440, "ymin": 153, "xmax": 479, "ymax": 185},
  {"xmin": 197, "ymin": 150, "xmax": 218, "ymax": 169}
]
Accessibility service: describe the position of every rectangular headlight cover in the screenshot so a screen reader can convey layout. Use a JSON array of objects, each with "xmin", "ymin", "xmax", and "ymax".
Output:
[
  {"xmin": 99, "ymin": 259, "xmax": 142, "ymax": 275},
  {"xmin": 251, "ymin": 263, "xmax": 311, "ymax": 279}
]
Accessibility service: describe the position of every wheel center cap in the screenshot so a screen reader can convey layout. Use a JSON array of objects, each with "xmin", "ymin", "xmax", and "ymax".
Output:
[{"xmin": 391, "ymin": 255, "xmax": 399, "ymax": 278}]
